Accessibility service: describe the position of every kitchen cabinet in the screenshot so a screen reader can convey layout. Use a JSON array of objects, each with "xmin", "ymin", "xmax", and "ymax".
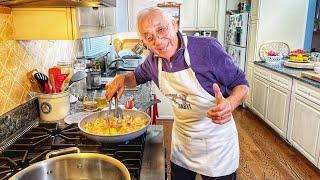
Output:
[
  {"xmin": 127, "ymin": 0, "xmax": 183, "ymax": 32},
  {"xmin": 251, "ymin": 74, "xmax": 268, "ymax": 119},
  {"xmin": 181, "ymin": 0, "xmax": 219, "ymax": 31},
  {"xmin": 151, "ymin": 82, "xmax": 173, "ymax": 120},
  {"xmin": 250, "ymin": 65, "xmax": 320, "ymax": 168},
  {"xmin": 265, "ymin": 84, "xmax": 290, "ymax": 138},
  {"xmin": 288, "ymin": 94, "xmax": 320, "ymax": 166},
  {"xmin": 251, "ymin": 65, "xmax": 292, "ymax": 138},
  {"xmin": 287, "ymin": 80, "xmax": 320, "ymax": 166},
  {"xmin": 265, "ymin": 71, "xmax": 292, "ymax": 137},
  {"xmin": 12, "ymin": 7, "xmax": 116, "ymax": 40}
]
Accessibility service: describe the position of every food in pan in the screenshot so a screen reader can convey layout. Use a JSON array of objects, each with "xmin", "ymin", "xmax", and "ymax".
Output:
[{"xmin": 84, "ymin": 115, "xmax": 148, "ymax": 135}]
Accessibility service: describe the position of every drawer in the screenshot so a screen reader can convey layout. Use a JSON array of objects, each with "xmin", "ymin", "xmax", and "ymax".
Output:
[
  {"xmin": 254, "ymin": 65, "xmax": 270, "ymax": 80},
  {"xmin": 270, "ymin": 71, "xmax": 292, "ymax": 90},
  {"xmin": 295, "ymin": 80, "xmax": 320, "ymax": 105}
]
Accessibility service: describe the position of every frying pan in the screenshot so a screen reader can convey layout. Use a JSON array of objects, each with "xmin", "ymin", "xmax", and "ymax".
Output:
[{"xmin": 78, "ymin": 99, "xmax": 160, "ymax": 143}]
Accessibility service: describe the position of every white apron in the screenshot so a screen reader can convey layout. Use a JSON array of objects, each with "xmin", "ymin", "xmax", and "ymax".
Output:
[{"xmin": 158, "ymin": 36, "xmax": 239, "ymax": 177}]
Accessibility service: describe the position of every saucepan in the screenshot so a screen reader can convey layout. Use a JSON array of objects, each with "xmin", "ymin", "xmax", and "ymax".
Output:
[
  {"xmin": 9, "ymin": 147, "xmax": 130, "ymax": 180},
  {"xmin": 78, "ymin": 99, "xmax": 160, "ymax": 143}
]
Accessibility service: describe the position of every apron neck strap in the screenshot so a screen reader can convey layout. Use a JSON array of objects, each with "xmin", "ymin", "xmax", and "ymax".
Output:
[{"xmin": 182, "ymin": 36, "xmax": 191, "ymax": 67}]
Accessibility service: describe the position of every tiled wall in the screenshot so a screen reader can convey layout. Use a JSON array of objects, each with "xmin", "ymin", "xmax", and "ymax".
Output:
[{"xmin": 0, "ymin": 10, "xmax": 80, "ymax": 116}]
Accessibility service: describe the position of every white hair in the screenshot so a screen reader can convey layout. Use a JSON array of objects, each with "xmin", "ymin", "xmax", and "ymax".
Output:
[{"xmin": 136, "ymin": 7, "xmax": 176, "ymax": 37}]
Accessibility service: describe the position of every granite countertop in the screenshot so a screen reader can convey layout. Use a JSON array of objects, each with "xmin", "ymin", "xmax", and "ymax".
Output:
[
  {"xmin": 254, "ymin": 61, "xmax": 320, "ymax": 88},
  {"xmin": 71, "ymin": 82, "xmax": 152, "ymax": 114}
]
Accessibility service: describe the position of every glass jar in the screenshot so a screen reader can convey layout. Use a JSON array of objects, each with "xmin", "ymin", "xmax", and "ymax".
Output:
[
  {"xmin": 57, "ymin": 60, "xmax": 74, "ymax": 84},
  {"xmin": 94, "ymin": 90, "xmax": 107, "ymax": 109}
]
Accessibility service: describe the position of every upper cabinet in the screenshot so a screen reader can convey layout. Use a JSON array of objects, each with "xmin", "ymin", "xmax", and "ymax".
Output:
[
  {"xmin": 12, "ymin": 7, "xmax": 116, "ymax": 40},
  {"xmin": 127, "ymin": 0, "xmax": 183, "ymax": 32},
  {"xmin": 181, "ymin": 0, "xmax": 219, "ymax": 31}
]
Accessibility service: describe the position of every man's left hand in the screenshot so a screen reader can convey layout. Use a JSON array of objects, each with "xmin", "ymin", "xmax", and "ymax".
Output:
[{"xmin": 206, "ymin": 83, "xmax": 233, "ymax": 125}]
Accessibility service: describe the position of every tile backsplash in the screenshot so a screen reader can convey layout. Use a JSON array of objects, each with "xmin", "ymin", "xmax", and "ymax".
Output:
[{"xmin": 0, "ymin": 9, "xmax": 80, "ymax": 116}]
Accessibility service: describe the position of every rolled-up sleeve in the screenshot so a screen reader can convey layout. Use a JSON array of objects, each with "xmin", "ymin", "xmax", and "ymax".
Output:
[{"xmin": 209, "ymin": 39, "xmax": 249, "ymax": 90}]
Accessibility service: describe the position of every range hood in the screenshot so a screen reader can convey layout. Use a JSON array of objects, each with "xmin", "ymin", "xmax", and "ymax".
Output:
[{"xmin": 0, "ymin": 0, "xmax": 116, "ymax": 7}]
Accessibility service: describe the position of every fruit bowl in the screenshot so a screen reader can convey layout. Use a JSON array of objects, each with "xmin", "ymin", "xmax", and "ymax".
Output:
[{"xmin": 264, "ymin": 55, "xmax": 283, "ymax": 63}]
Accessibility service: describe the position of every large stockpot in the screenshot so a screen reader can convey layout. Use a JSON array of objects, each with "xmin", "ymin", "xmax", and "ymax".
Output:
[
  {"xmin": 78, "ymin": 99, "xmax": 160, "ymax": 143},
  {"xmin": 9, "ymin": 147, "xmax": 130, "ymax": 180}
]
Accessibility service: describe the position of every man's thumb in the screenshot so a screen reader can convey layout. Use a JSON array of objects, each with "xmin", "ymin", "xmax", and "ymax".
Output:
[{"xmin": 213, "ymin": 83, "xmax": 223, "ymax": 104}]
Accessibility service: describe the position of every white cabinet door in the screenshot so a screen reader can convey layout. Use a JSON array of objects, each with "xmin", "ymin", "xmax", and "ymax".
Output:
[
  {"xmin": 151, "ymin": 82, "xmax": 174, "ymax": 120},
  {"xmin": 265, "ymin": 84, "xmax": 290, "ymax": 138},
  {"xmin": 182, "ymin": 0, "xmax": 219, "ymax": 30},
  {"xmin": 246, "ymin": 20, "xmax": 259, "ymax": 66},
  {"xmin": 288, "ymin": 95, "xmax": 320, "ymax": 165},
  {"xmin": 244, "ymin": 65, "xmax": 253, "ymax": 108},
  {"xmin": 101, "ymin": 7, "xmax": 116, "ymax": 34},
  {"xmin": 197, "ymin": 0, "xmax": 219, "ymax": 30},
  {"xmin": 181, "ymin": 0, "xmax": 197, "ymax": 29},
  {"xmin": 128, "ymin": 0, "xmax": 163, "ymax": 31},
  {"xmin": 252, "ymin": 75, "xmax": 268, "ymax": 119}
]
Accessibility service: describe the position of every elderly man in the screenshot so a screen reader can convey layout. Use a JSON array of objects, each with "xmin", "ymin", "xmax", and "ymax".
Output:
[{"xmin": 106, "ymin": 7, "xmax": 249, "ymax": 180}]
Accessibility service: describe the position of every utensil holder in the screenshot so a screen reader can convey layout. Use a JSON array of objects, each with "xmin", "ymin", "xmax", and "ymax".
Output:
[{"xmin": 38, "ymin": 91, "xmax": 70, "ymax": 121}]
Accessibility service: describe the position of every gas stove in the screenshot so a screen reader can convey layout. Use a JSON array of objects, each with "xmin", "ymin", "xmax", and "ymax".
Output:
[{"xmin": 0, "ymin": 122, "xmax": 148, "ymax": 180}]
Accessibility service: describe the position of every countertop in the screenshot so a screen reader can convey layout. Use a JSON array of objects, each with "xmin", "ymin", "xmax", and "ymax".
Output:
[
  {"xmin": 71, "ymin": 82, "xmax": 152, "ymax": 114},
  {"xmin": 141, "ymin": 125, "xmax": 165, "ymax": 180},
  {"xmin": 254, "ymin": 61, "xmax": 320, "ymax": 88}
]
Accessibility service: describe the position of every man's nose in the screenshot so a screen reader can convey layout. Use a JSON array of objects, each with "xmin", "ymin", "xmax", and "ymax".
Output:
[{"xmin": 153, "ymin": 36, "xmax": 162, "ymax": 46}]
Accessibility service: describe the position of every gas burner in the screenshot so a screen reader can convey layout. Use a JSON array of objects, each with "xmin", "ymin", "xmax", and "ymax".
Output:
[{"xmin": 0, "ymin": 122, "xmax": 146, "ymax": 180}]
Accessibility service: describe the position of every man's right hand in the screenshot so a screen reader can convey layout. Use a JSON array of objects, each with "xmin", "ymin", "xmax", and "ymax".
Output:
[{"xmin": 105, "ymin": 75, "xmax": 126, "ymax": 101}]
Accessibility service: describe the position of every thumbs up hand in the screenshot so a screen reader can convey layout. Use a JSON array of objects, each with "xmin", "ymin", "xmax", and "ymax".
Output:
[{"xmin": 206, "ymin": 83, "xmax": 232, "ymax": 125}]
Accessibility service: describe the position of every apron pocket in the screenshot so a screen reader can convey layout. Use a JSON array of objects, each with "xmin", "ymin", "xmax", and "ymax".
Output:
[
  {"xmin": 179, "ymin": 137, "xmax": 208, "ymax": 171},
  {"xmin": 205, "ymin": 134, "xmax": 239, "ymax": 176}
]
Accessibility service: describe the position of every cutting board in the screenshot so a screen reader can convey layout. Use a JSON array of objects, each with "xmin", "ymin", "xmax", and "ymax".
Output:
[
  {"xmin": 284, "ymin": 61, "xmax": 314, "ymax": 69},
  {"xmin": 301, "ymin": 71, "xmax": 320, "ymax": 82}
]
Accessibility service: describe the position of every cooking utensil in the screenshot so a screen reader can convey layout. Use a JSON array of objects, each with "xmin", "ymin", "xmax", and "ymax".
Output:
[
  {"xmin": 54, "ymin": 73, "xmax": 69, "ymax": 92},
  {"xmin": 78, "ymin": 99, "xmax": 160, "ymax": 143},
  {"xmin": 26, "ymin": 69, "xmax": 42, "ymax": 93},
  {"xmin": 49, "ymin": 74, "xmax": 56, "ymax": 93},
  {"xmin": 33, "ymin": 72, "xmax": 50, "ymax": 93},
  {"xmin": 9, "ymin": 147, "xmax": 130, "ymax": 180},
  {"xmin": 69, "ymin": 70, "xmax": 87, "ymax": 86}
]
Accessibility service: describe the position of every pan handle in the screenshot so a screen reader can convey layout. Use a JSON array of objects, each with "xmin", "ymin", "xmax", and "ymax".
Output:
[
  {"xmin": 139, "ymin": 99, "xmax": 161, "ymax": 112},
  {"xmin": 45, "ymin": 147, "xmax": 80, "ymax": 160}
]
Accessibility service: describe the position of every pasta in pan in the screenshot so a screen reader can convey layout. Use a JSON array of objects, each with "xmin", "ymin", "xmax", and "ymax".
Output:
[{"xmin": 84, "ymin": 115, "xmax": 149, "ymax": 135}]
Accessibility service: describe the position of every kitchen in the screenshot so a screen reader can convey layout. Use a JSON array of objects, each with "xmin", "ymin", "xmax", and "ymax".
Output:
[{"xmin": 0, "ymin": 0, "xmax": 320, "ymax": 179}]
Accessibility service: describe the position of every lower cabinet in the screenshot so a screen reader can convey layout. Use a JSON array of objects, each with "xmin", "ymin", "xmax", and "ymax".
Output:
[
  {"xmin": 288, "ymin": 95, "xmax": 320, "ymax": 165},
  {"xmin": 265, "ymin": 84, "xmax": 290, "ymax": 138},
  {"xmin": 252, "ymin": 75, "xmax": 268, "ymax": 119},
  {"xmin": 250, "ymin": 66, "xmax": 320, "ymax": 168}
]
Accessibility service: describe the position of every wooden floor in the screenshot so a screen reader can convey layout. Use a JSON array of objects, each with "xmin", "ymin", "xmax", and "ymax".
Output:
[{"xmin": 157, "ymin": 107, "xmax": 320, "ymax": 180}]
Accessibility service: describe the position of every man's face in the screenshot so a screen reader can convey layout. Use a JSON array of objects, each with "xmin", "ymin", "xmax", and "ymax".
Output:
[{"xmin": 138, "ymin": 13, "xmax": 178, "ymax": 59}]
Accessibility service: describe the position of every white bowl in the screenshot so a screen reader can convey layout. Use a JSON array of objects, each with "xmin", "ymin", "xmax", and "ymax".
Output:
[{"xmin": 314, "ymin": 66, "xmax": 320, "ymax": 74}]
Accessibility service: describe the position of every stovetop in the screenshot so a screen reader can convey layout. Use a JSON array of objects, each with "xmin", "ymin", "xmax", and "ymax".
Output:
[{"xmin": 0, "ymin": 122, "xmax": 146, "ymax": 180}]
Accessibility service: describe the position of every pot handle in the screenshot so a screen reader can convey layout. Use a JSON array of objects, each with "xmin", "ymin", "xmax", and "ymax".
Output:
[{"xmin": 45, "ymin": 147, "xmax": 80, "ymax": 160}]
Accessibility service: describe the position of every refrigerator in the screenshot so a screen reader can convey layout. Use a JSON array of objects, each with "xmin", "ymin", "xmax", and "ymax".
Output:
[{"xmin": 225, "ymin": 13, "xmax": 249, "ymax": 72}]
